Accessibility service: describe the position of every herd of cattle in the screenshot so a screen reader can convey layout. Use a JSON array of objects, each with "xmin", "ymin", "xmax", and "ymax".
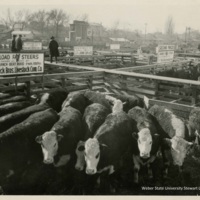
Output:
[
  {"xmin": 0, "ymin": 88, "xmax": 199, "ymax": 195},
  {"xmin": 150, "ymin": 62, "xmax": 200, "ymax": 81}
]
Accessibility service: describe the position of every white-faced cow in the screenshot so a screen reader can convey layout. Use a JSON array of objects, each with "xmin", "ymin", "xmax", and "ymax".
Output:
[
  {"xmin": 0, "ymin": 101, "xmax": 31, "ymax": 117},
  {"xmin": 149, "ymin": 105, "xmax": 193, "ymax": 176},
  {"xmin": 36, "ymin": 106, "xmax": 83, "ymax": 167},
  {"xmin": 0, "ymin": 104, "xmax": 49, "ymax": 133},
  {"xmin": 37, "ymin": 88, "xmax": 68, "ymax": 112},
  {"xmin": 75, "ymin": 103, "xmax": 110, "ymax": 171},
  {"xmin": 128, "ymin": 106, "xmax": 160, "ymax": 183},
  {"xmin": 107, "ymin": 93, "xmax": 144, "ymax": 112},
  {"xmin": 62, "ymin": 91, "xmax": 90, "ymax": 114},
  {"xmin": 84, "ymin": 90, "xmax": 112, "ymax": 112},
  {"xmin": 0, "ymin": 108, "xmax": 58, "ymax": 193},
  {"xmin": 188, "ymin": 107, "xmax": 200, "ymax": 145},
  {"xmin": 83, "ymin": 111, "xmax": 137, "ymax": 175}
]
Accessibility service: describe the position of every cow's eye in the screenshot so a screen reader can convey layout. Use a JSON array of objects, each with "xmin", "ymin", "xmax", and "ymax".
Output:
[
  {"xmin": 150, "ymin": 141, "xmax": 152, "ymax": 145},
  {"xmin": 54, "ymin": 143, "xmax": 57, "ymax": 147},
  {"xmin": 138, "ymin": 140, "xmax": 141, "ymax": 144},
  {"xmin": 95, "ymin": 153, "xmax": 100, "ymax": 159}
]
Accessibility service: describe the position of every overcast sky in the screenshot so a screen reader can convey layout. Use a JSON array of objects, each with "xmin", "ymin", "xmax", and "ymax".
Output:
[{"xmin": 0, "ymin": 0, "xmax": 199, "ymax": 34}]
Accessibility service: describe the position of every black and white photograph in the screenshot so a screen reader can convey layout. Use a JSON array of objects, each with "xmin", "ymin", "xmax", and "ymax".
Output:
[{"xmin": 0, "ymin": 0, "xmax": 200, "ymax": 196}]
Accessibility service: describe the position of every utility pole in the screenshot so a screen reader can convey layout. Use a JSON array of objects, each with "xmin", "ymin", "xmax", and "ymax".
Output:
[
  {"xmin": 145, "ymin": 23, "xmax": 147, "ymax": 43},
  {"xmin": 185, "ymin": 27, "xmax": 187, "ymax": 43},
  {"xmin": 188, "ymin": 27, "xmax": 191, "ymax": 43}
]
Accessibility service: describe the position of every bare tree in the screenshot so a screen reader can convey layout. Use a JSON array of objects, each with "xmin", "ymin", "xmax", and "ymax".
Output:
[
  {"xmin": 165, "ymin": 15, "xmax": 175, "ymax": 36},
  {"xmin": 75, "ymin": 13, "xmax": 89, "ymax": 22},
  {"xmin": 0, "ymin": 9, "xmax": 31, "ymax": 30},
  {"xmin": 15, "ymin": 9, "xmax": 31, "ymax": 30},
  {"xmin": 0, "ymin": 9, "xmax": 15, "ymax": 29},
  {"xmin": 112, "ymin": 19, "xmax": 120, "ymax": 37},
  {"xmin": 29, "ymin": 10, "xmax": 47, "ymax": 36},
  {"xmin": 47, "ymin": 9, "xmax": 70, "ymax": 38}
]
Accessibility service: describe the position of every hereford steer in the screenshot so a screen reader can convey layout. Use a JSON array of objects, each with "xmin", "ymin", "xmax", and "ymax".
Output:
[
  {"xmin": 128, "ymin": 106, "xmax": 160, "ymax": 183},
  {"xmin": 37, "ymin": 88, "xmax": 68, "ymax": 112},
  {"xmin": 0, "ymin": 108, "xmax": 58, "ymax": 190},
  {"xmin": 108, "ymin": 93, "xmax": 144, "ymax": 112},
  {"xmin": 0, "ymin": 95, "xmax": 27, "ymax": 106},
  {"xmin": 83, "ymin": 111, "xmax": 136, "ymax": 175},
  {"xmin": 84, "ymin": 90, "xmax": 112, "ymax": 112},
  {"xmin": 0, "ymin": 101, "xmax": 31, "ymax": 117},
  {"xmin": 36, "ymin": 106, "xmax": 83, "ymax": 167},
  {"xmin": 62, "ymin": 91, "xmax": 89, "ymax": 114},
  {"xmin": 188, "ymin": 107, "xmax": 200, "ymax": 144},
  {"xmin": 75, "ymin": 103, "xmax": 110, "ymax": 171},
  {"xmin": 0, "ymin": 104, "xmax": 49, "ymax": 133},
  {"xmin": 149, "ymin": 105, "xmax": 193, "ymax": 176}
]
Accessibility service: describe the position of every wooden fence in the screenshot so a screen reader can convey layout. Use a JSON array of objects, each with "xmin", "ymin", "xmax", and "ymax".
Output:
[{"xmin": 0, "ymin": 60, "xmax": 198, "ymax": 119}]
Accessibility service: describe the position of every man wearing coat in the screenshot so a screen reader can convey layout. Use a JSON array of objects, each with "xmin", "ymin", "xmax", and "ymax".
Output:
[{"xmin": 49, "ymin": 36, "xmax": 59, "ymax": 63}]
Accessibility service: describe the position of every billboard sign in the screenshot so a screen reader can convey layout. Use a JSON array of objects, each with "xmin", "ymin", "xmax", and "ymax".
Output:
[
  {"xmin": 157, "ymin": 51, "xmax": 174, "ymax": 63},
  {"xmin": 110, "ymin": 44, "xmax": 120, "ymax": 50},
  {"xmin": 23, "ymin": 42, "xmax": 42, "ymax": 51},
  {"xmin": 74, "ymin": 46, "xmax": 93, "ymax": 56},
  {"xmin": 157, "ymin": 45, "xmax": 175, "ymax": 63},
  {"xmin": 0, "ymin": 53, "xmax": 44, "ymax": 75}
]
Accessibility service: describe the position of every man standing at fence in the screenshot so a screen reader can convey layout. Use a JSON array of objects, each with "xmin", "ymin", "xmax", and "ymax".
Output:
[
  {"xmin": 11, "ymin": 35, "xmax": 17, "ymax": 52},
  {"xmin": 49, "ymin": 36, "xmax": 59, "ymax": 63},
  {"xmin": 16, "ymin": 35, "xmax": 23, "ymax": 52}
]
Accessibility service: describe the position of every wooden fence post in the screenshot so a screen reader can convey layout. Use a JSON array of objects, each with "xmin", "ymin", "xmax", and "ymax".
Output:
[
  {"xmin": 61, "ymin": 77, "xmax": 66, "ymax": 88},
  {"xmin": 154, "ymin": 80, "xmax": 159, "ymax": 99},
  {"xmin": 26, "ymin": 81, "xmax": 31, "ymax": 98},
  {"xmin": 87, "ymin": 75, "xmax": 93, "ymax": 90},
  {"xmin": 15, "ymin": 76, "xmax": 18, "ymax": 94},
  {"xmin": 191, "ymin": 86, "xmax": 197, "ymax": 105}
]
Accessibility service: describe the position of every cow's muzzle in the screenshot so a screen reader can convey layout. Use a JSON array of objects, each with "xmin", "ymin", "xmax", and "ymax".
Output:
[
  {"xmin": 86, "ymin": 168, "xmax": 97, "ymax": 175},
  {"xmin": 140, "ymin": 153, "xmax": 150, "ymax": 159},
  {"xmin": 43, "ymin": 158, "xmax": 54, "ymax": 164}
]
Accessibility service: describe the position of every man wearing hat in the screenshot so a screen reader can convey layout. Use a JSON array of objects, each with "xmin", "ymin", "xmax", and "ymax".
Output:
[
  {"xmin": 49, "ymin": 36, "xmax": 59, "ymax": 63},
  {"xmin": 11, "ymin": 35, "xmax": 17, "ymax": 52},
  {"xmin": 16, "ymin": 35, "xmax": 23, "ymax": 52}
]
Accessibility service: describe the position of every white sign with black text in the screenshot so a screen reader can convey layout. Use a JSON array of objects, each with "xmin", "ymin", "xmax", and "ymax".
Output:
[
  {"xmin": 110, "ymin": 44, "xmax": 120, "ymax": 50},
  {"xmin": 0, "ymin": 53, "xmax": 44, "ymax": 75},
  {"xmin": 157, "ymin": 51, "xmax": 174, "ymax": 63},
  {"xmin": 74, "ymin": 46, "xmax": 93, "ymax": 56},
  {"xmin": 23, "ymin": 42, "xmax": 42, "ymax": 50},
  {"xmin": 157, "ymin": 45, "xmax": 175, "ymax": 63}
]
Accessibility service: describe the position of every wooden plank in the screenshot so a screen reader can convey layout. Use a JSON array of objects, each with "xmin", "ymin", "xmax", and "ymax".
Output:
[
  {"xmin": 105, "ymin": 82, "xmax": 156, "ymax": 96},
  {"xmin": 149, "ymin": 99, "xmax": 195, "ymax": 112},
  {"xmin": 148, "ymin": 98, "xmax": 196, "ymax": 119}
]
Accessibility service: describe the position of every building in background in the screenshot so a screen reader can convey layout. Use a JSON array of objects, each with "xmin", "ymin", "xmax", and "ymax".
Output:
[
  {"xmin": 87, "ymin": 23, "xmax": 104, "ymax": 38},
  {"xmin": 69, "ymin": 20, "xmax": 89, "ymax": 42}
]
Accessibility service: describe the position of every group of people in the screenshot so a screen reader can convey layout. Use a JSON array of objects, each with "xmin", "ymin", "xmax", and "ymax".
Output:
[
  {"xmin": 11, "ymin": 35, "xmax": 23, "ymax": 52},
  {"xmin": 11, "ymin": 35, "xmax": 59, "ymax": 63}
]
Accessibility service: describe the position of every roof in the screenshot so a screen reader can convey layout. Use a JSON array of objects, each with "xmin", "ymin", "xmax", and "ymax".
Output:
[
  {"xmin": 11, "ymin": 31, "xmax": 32, "ymax": 35},
  {"xmin": 110, "ymin": 37, "xmax": 129, "ymax": 42}
]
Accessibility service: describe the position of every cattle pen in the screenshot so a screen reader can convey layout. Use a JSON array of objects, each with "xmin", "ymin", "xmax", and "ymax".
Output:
[
  {"xmin": 0, "ymin": 60, "xmax": 198, "ymax": 119},
  {"xmin": 1, "ymin": 60, "xmax": 200, "ymax": 195}
]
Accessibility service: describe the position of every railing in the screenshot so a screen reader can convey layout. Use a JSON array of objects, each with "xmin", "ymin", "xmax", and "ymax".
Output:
[{"xmin": 0, "ymin": 61, "xmax": 199, "ymax": 119}]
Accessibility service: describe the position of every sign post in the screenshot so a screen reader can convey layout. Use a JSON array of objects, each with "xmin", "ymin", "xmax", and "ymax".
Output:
[
  {"xmin": 157, "ymin": 45, "xmax": 175, "ymax": 63},
  {"xmin": 0, "ymin": 53, "xmax": 44, "ymax": 76}
]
